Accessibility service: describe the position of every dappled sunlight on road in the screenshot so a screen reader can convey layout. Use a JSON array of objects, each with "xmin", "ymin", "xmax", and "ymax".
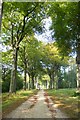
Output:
[
  {"xmin": 38, "ymin": 96, "xmax": 45, "ymax": 101},
  {"xmin": 53, "ymin": 103, "xmax": 64, "ymax": 108},
  {"xmin": 22, "ymin": 109, "xmax": 29, "ymax": 113},
  {"xmin": 5, "ymin": 90, "xmax": 71, "ymax": 118},
  {"xmin": 44, "ymin": 91, "xmax": 70, "ymax": 118},
  {"xmin": 69, "ymin": 96, "xmax": 78, "ymax": 99},
  {"xmin": 6, "ymin": 90, "xmax": 52, "ymax": 118},
  {"xmin": 63, "ymin": 105, "xmax": 72, "ymax": 109}
]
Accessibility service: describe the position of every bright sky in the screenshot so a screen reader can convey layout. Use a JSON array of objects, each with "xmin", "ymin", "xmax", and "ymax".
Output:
[{"xmin": 35, "ymin": 17, "xmax": 54, "ymax": 43}]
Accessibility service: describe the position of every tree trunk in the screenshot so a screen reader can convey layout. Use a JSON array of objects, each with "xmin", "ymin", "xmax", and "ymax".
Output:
[
  {"xmin": 76, "ymin": 64, "xmax": 80, "ymax": 92},
  {"xmin": 49, "ymin": 72, "xmax": 54, "ymax": 89},
  {"xmin": 23, "ymin": 63, "xmax": 27, "ymax": 90},
  {"xmin": 0, "ymin": 1, "xmax": 3, "ymax": 33},
  {"xmin": 32, "ymin": 75, "xmax": 34, "ymax": 89},
  {"xmin": 52, "ymin": 72, "xmax": 54, "ymax": 89},
  {"xmin": 9, "ymin": 23, "xmax": 19, "ymax": 93},
  {"xmin": 49, "ymin": 74, "xmax": 53, "ymax": 89},
  {"xmin": 23, "ymin": 46, "xmax": 27, "ymax": 90},
  {"xmin": 2, "ymin": 67, "xmax": 6, "ymax": 80},
  {"xmin": 76, "ymin": 1, "xmax": 80, "ymax": 92},
  {"xmin": 76, "ymin": 44, "xmax": 80, "ymax": 92},
  {"xmin": 28, "ymin": 74, "xmax": 31, "ymax": 90},
  {"xmin": 55, "ymin": 75, "xmax": 58, "ymax": 89},
  {"xmin": 45, "ymin": 80, "xmax": 47, "ymax": 89},
  {"xmin": 13, "ymin": 48, "xmax": 18, "ymax": 93},
  {"xmin": 29, "ymin": 78, "xmax": 30, "ymax": 90},
  {"xmin": 9, "ymin": 48, "xmax": 18, "ymax": 93},
  {"xmin": 35, "ymin": 76, "xmax": 38, "ymax": 89}
]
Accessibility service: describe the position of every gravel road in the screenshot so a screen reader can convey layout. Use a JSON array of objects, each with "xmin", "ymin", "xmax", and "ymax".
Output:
[{"xmin": 5, "ymin": 90, "xmax": 70, "ymax": 119}]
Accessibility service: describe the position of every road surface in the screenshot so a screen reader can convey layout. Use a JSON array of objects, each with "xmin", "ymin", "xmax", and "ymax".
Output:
[{"xmin": 5, "ymin": 90, "xmax": 69, "ymax": 118}]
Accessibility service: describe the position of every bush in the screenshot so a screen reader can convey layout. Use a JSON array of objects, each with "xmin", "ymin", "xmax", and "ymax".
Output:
[
  {"xmin": 2, "ymin": 70, "xmax": 23, "ymax": 93},
  {"xmin": 73, "ymin": 91, "xmax": 80, "ymax": 97}
]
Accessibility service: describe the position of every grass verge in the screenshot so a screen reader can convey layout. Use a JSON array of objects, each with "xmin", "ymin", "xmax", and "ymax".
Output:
[
  {"xmin": 46, "ymin": 88, "xmax": 80, "ymax": 118},
  {"xmin": 2, "ymin": 89, "xmax": 38, "ymax": 117}
]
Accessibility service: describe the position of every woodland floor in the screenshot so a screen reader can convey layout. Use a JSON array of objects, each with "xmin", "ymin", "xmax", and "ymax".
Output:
[{"xmin": 2, "ymin": 90, "xmax": 73, "ymax": 119}]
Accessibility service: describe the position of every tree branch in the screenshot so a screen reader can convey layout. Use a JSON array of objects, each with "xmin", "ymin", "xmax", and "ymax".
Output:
[
  {"xmin": 11, "ymin": 24, "xmax": 13, "ymax": 44},
  {"xmin": 17, "ymin": 4, "xmax": 38, "ymax": 45}
]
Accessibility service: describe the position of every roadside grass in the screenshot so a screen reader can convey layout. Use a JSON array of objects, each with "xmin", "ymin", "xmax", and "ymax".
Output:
[
  {"xmin": 46, "ymin": 88, "xmax": 80, "ymax": 118},
  {"xmin": 2, "ymin": 89, "xmax": 38, "ymax": 117}
]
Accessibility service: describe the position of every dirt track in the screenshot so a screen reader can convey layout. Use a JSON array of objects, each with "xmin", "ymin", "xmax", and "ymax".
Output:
[{"xmin": 4, "ymin": 90, "xmax": 70, "ymax": 118}]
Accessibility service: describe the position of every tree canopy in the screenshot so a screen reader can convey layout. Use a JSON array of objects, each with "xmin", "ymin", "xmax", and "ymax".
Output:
[{"xmin": 1, "ymin": 2, "xmax": 79, "ymax": 93}]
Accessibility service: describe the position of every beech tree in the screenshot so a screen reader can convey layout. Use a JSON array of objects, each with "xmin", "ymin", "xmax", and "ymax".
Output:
[
  {"xmin": 2, "ymin": 2, "xmax": 46, "ymax": 93},
  {"xmin": 48, "ymin": 2, "xmax": 80, "ymax": 91},
  {"xmin": 42, "ymin": 42, "xmax": 69, "ymax": 89},
  {"xmin": 18, "ymin": 35, "xmax": 43, "ymax": 89},
  {"xmin": 18, "ymin": 41, "xmax": 28, "ymax": 90},
  {"xmin": 25, "ymin": 36, "xmax": 43, "ymax": 89}
]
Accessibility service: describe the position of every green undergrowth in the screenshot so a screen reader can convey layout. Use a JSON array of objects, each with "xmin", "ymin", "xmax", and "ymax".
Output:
[
  {"xmin": 46, "ymin": 88, "xmax": 80, "ymax": 118},
  {"xmin": 2, "ymin": 89, "xmax": 38, "ymax": 116}
]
